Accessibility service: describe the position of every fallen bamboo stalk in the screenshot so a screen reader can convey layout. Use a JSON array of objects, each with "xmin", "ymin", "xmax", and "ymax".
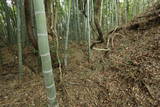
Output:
[{"xmin": 92, "ymin": 47, "xmax": 110, "ymax": 51}]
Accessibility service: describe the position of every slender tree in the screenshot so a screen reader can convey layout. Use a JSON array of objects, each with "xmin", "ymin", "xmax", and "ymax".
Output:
[
  {"xmin": 125, "ymin": 0, "xmax": 129, "ymax": 23},
  {"xmin": 64, "ymin": 0, "xmax": 71, "ymax": 67},
  {"xmin": 16, "ymin": 0, "xmax": 23, "ymax": 79},
  {"xmin": 100, "ymin": 0, "xmax": 104, "ymax": 26},
  {"xmin": 21, "ymin": 0, "xmax": 27, "ymax": 47},
  {"xmin": 33, "ymin": 0, "xmax": 59, "ymax": 106},
  {"xmin": 87, "ymin": 0, "xmax": 91, "ymax": 60},
  {"xmin": 76, "ymin": 0, "xmax": 81, "ymax": 42}
]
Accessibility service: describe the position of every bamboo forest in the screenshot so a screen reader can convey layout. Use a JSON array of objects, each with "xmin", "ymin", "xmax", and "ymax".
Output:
[{"xmin": 0, "ymin": 0, "xmax": 160, "ymax": 106}]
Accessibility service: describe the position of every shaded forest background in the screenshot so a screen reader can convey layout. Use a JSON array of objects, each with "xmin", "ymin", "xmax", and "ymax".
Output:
[{"xmin": 0, "ymin": 0, "xmax": 160, "ymax": 106}]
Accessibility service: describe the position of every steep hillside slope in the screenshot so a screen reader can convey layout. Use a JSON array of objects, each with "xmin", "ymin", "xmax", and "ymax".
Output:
[{"xmin": 0, "ymin": 2, "xmax": 160, "ymax": 107}]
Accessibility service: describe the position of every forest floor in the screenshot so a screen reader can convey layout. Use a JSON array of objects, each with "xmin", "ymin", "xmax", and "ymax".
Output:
[{"xmin": 0, "ymin": 3, "xmax": 160, "ymax": 107}]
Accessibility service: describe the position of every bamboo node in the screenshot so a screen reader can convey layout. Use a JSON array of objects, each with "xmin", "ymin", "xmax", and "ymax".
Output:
[
  {"xmin": 46, "ymin": 83, "xmax": 55, "ymax": 89},
  {"xmin": 35, "ymin": 11, "xmax": 45, "ymax": 15}
]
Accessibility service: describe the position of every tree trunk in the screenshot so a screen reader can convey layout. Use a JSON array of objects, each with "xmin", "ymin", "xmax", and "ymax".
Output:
[
  {"xmin": 16, "ymin": 0, "xmax": 23, "ymax": 79},
  {"xmin": 24, "ymin": 0, "xmax": 38, "ymax": 50},
  {"xmin": 64, "ymin": 0, "xmax": 72, "ymax": 67},
  {"xmin": 33, "ymin": 0, "xmax": 59, "ymax": 106},
  {"xmin": 93, "ymin": 0, "xmax": 104, "ymax": 42}
]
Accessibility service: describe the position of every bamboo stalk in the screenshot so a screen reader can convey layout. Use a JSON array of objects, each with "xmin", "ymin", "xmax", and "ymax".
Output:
[
  {"xmin": 64, "ymin": 0, "xmax": 71, "ymax": 67},
  {"xmin": 33, "ymin": 0, "xmax": 59, "ymax": 106},
  {"xmin": 87, "ymin": 0, "xmax": 91, "ymax": 60},
  {"xmin": 16, "ymin": 0, "xmax": 23, "ymax": 79}
]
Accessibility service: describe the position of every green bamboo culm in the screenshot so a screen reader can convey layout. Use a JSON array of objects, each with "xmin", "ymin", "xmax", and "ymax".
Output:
[
  {"xmin": 64, "ymin": 0, "xmax": 71, "ymax": 67},
  {"xmin": 33, "ymin": 0, "xmax": 59, "ymax": 107},
  {"xmin": 87, "ymin": 0, "xmax": 91, "ymax": 60},
  {"xmin": 16, "ymin": 0, "xmax": 23, "ymax": 79},
  {"xmin": 20, "ymin": 0, "xmax": 27, "ymax": 47}
]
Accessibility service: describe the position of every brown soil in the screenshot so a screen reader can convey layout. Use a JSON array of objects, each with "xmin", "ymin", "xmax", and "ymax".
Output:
[{"xmin": 0, "ymin": 3, "xmax": 160, "ymax": 107}]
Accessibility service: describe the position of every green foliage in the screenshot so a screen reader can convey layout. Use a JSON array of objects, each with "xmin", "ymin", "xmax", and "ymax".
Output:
[{"xmin": 0, "ymin": 0, "xmax": 17, "ymax": 44}]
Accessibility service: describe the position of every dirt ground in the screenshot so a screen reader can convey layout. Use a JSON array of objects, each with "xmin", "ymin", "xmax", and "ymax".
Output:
[{"xmin": 0, "ymin": 3, "xmax": 160, "ymax": 107}]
